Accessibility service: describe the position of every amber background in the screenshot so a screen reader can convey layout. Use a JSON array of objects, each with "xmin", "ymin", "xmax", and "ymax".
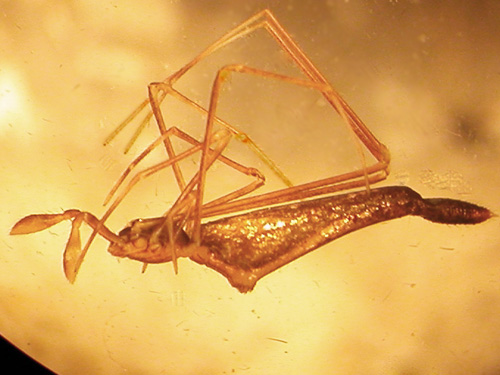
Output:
[{"xmin": 1, "ymin": 1, "xmax": 500, "ymax": 374}]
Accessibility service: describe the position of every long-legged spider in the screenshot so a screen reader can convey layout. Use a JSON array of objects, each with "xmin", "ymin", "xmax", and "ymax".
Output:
[{"xmin": 11, "ymin": 10, "xmax": 492, "ymax": 292}]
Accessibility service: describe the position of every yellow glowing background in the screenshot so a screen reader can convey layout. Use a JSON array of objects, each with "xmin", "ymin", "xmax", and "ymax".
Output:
[{"xmin": 2, "ymin": 1, "xmax": 500, "ymax": 374}]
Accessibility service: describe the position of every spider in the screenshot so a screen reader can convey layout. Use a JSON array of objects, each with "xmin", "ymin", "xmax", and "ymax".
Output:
[{"xmin": 10, "ymin": 10, "xmax": 492, "ymax": 292}]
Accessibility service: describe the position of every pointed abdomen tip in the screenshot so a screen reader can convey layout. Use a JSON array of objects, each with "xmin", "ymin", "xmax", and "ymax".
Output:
[{"xmin": 421, "ymin": 198, "xmax": 493, "ymax": 225}]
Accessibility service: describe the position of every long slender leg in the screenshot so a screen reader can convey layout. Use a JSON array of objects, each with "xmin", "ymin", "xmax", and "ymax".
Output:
[
  {"xmin": 147, "ymin": 82, "xmax": 293, "ymax": 188},
  {"xmin": 103, "ymin": 98, "xmax": 150, "ymax": 151},
  {"xmin": 78, "ymin": 135, "xmax": 216, "ymax": 270},
  {"xmin": 80, "ymin": 124, "xmax": 263, "ymax": 273},
  {"xmin": 101, "ymin": 10, "xmax": 323, "ymax": 188},
  {"xmin": 189, "ymin": 61, "xmax": 388, "ymax": 239},
  {"xmin": 105, "ymin": 70, "xmax": 292, "ymax": 190},
  {"xmin": 162, "ymin": 9, "xmax": 389, "ymax": 169},
  {"xmin": 103, "ymin": 126, "xmax": 265, "ymax": 212},
  {"xmin": 110, "ymin": 10, "xmax": 390, "ymax": 210}
]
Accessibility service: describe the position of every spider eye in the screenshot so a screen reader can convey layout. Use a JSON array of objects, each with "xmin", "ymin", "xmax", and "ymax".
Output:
[
  {"xmin": 133, "ymin": 237, "xmax": 148, "ymax": 251},
  {"xmin": 118, "ymin": 226, "xmax": 131, "ymax": 237}
]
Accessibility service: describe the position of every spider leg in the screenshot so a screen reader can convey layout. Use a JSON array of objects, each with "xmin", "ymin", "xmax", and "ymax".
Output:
[
  {"xmin": 78, "ymin": 126, "xmax": 234, "ymax": 275},
  {"xmin": 84, "ymin": 111, "xmax": 268, "ymax": 276},
  {"xmin": 102, "ymin": 11, "xmax": 302, "ymax": 189},
  {"xmin": 191, "ymin": 61, "xmax": 388, "ymax": 220},
  {"xmin": 147, "ymin": 81, "xmax": 290, "ymax": 188},
  {"xmin": 167, "ymin": 8, "xmax": 390, "ymax": 184},
  {"xmin": 109, "ymin": 10, "xmax": 390, "ymax": 224},
  {"xmin": 103, "ymin": 98, "xmax": 150, "ymax": 151}
]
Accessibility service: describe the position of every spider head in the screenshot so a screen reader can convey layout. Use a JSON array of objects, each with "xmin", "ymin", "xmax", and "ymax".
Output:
[{"xmin": 107, "ymin": 217, "xmax": 191, "ymax": 264}]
